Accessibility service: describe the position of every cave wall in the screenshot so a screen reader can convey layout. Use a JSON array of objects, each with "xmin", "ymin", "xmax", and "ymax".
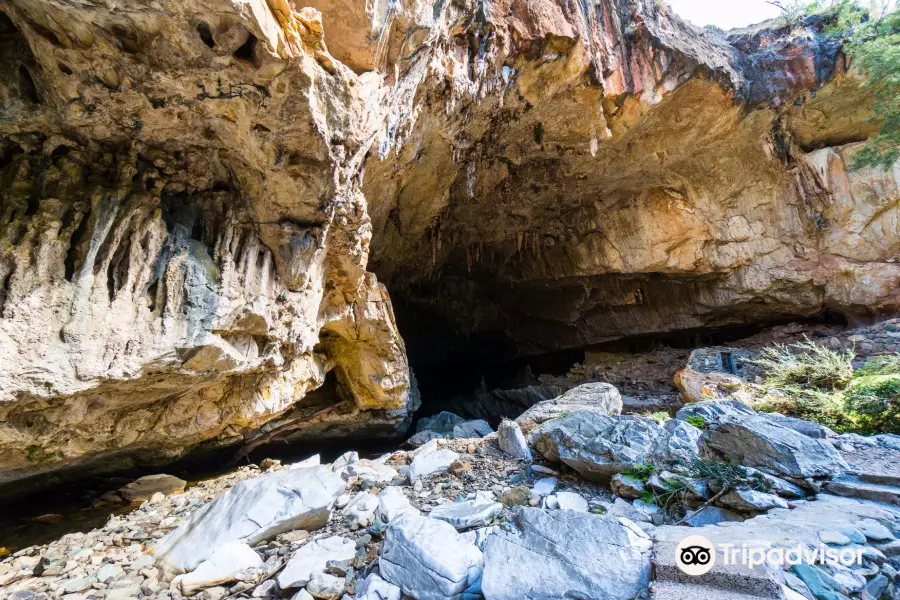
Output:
[
  {"xmin": 361, "ymin": 0, "xmax": 900, "ymax": 360},
  {"xmin": 0, "ymin": 0, "xmax": 416, "ymax": 494},
  {"xmin": 0, "ymin": 0, "xmax": 897, "ymax": 496}
]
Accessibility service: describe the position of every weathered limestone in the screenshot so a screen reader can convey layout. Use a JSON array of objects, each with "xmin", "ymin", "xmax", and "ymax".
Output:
[
  {"xmin": 481, "ymin": 508, "xmax": 652, "ymax": 600},
  {"xmin": 154, "ymin": 466, "xmax": 346, "ymax": 575},
  {"xmin": 0, "ymin": 0, "xmax": 418, "ymax": 498}
]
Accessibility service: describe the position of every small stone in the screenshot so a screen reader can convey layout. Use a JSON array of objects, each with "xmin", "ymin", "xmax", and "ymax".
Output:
[
  {"xmin": 555, "ymin": 491, "xmax": 588, "ymax": 513},
  {"xmin": 499, "ymin": 486, "xmax": 531, "ymax": 507},
  {"xmin": 819, "ymin": 530, "xmax": 851, "ymax": 546},
  {"xmin": 259, "ymin": 458, "xmax": 281, "ymax": 469},
  {"xmin": 251, "ymin": 579, "xmax": 277, "ymax": 597},
  {"xmin": 306, "ymin": 573, "xmax": 345, "ymax": 600},
  {"xmin": 290, "ymin": 590, "xmax": 314, "ymax": 600},
  {"xmin": 199, "ymin": 586, "xmax": 228, "ymax": 600},
  {"xmin": 449, "ymin": 460, "xmax": 472, "ymax": 476},
  {"xmin": 276, "ymin": 530, "xmax": 309, "ymax": 545},
  {"xmin": 531, "ymin": 477, "xmax": 557, "ymax": 497},
  {"xmin": 63, "ymin": 577, "xmax": 95, "ymax": 593}
]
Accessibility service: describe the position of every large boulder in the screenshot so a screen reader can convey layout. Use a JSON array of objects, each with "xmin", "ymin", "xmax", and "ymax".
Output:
[
  {"xmin": 481, "ymin": 508, "xmax": 652, "ymax": 600},
  {"xmin": 154, "ymin": 466, "xmax": 346, "ymax": 575},
  {"xmin": 530, "ymin": 412, "xmax": 699, "ymax": 481},
  {"xmin": 176, "ymin": 543, "xmax": 262, "ymax": 595},
  {"xmin": 674, "ymin": 369, "xmax": 748, "ymax": 404},
  {"xmin": 119, "ymin": 474, "xmax": 187, "ymax": 503},
  {"xmin": 416, "ymin": 412, "xmax": 466, "ymax": 434},
  {"xmin": 676, "ymin": 400, "xmax": 756, "ymax": 423},
  {"xmin": 704, "ymin": 415, "xmax": 849, "ymax": 479},
  {"xmin": 516, "ymin": 383, "xmax": 623, "ymax": 430},
  {"xmin": 379, "ymin": 514, "xmax": 483, "ymax": 600}
]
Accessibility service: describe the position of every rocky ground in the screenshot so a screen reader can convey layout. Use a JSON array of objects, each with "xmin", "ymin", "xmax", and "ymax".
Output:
[{"xmin": 1, "ymin": 382, "xmax": 899, "ymax": 600}]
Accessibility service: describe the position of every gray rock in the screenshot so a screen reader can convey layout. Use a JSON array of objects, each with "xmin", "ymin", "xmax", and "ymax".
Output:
[
  {"xmin": 178, "ymin": 542, "xmax": 263, "ymax": 595},
  {"xmin": 278, "ymin": 537, "xmax": 355, "ymax": 589},
  {"xmin": 63, "ymin": 577, "xmax": 96, "ymax": 594},
  {"xmin": 354, "ymin": 573, "xmax": 401, "ymax": 600},
  {"xmin": 429, "ymin": 494, "xmax": 502, "ymax": 531},
  {"xmin": 405, "ymin": 430, "xmax": 445, "ymax": 448},
  {"xmin": 682, "ymin": 506, "xmax": 743, "ymax": 527},
  {"xmin": 155, "ymin": 465, "xmax": 346, "ymax": 575},
  {"xmin": 676, "ymin": 400, "xmax": 756, "ymax": 422},
  {"xmin": 744, "ymin": 467, "xmax": 806, "ymax": 498},
  {"xmin": 119, "ymin": 474, "xmax": 187, "ymax": 503},
  {"xmin": 451, "ymin": 420, "xmax": 494, "ymax": 439},
  {"xmin": 764, "ymin": 414, "xmax": 836, "ymax": 439},
  {"xmin": 530, "ymin": 412, "xmax": 696, "ymax": 481},
  {"xmin": 663, "ymin": 419, "xmax": 703, "ymax": 466},
  {"xmin": 531, "ymin": 477, "xmax": 557, "ymax": 497},
  {"xmin": 409, "ymin": 440, "xmax": 460, "ymax": 481},
  {"xmin": 516, "ymin": 382, "xmax": 623, "ymax": 426},
  {"xmin": 481, "ymin": 508, "xmax": 651, "ymax": 600},
  {"xmin": 380, "ymin": 514, "xmax": 483, "ymax": 600},
  {"xmin": 864, "ymin": 574, "xmax": 889, "ymax": 600},
  {"xmin": 416, "ymin": 412, "xmax": 465, "ymax": 434},
  {"xmin": 705, "ymin": 415, "xmax": 849, "ymax": 479},
  {"xmin": 497, "ymin": 420, "xmax": 532, "ymax": 461},
  {"xmin": 718, "ymin": 489, "xmax": 789, "ymax": 512},
  {"xmin": 610, "ymin": 473, "xmax": 645, "ymax": 499}
]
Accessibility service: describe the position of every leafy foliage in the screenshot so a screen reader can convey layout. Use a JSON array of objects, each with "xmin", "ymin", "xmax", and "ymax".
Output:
[
  {"xmin": 624, "ymin": 462, "xmax": 657, "ymax": 483},
  {"xmin": 751, "ymin": 339, "xmax": 855, "ymax": 390},
  {"xmin": 768, "ymin": 1, "xmax": 900, "ymax": 169},
  {"xmin": 755, "ymin": 387, "xmax": 857, "ymax": 432},
  {"xmin": 854, "ymin": 353, "xmax": 900, "ymax": 377},
  {"xmin": 685, "ymin": 415, "xmax": 707, "ymax": 429},
  {"xmin": 845, "ymin": 373, "xmax": 900, "ymax": 433}
]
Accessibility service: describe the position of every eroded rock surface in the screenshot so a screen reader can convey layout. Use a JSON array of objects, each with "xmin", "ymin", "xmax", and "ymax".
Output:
[
  {"xmin": 0, "ymin": 0, "xmax": 417, "ymax": 496},
  {"xmin": 1, "ymin": 0, "xmax": 899, "ymax": 498}
]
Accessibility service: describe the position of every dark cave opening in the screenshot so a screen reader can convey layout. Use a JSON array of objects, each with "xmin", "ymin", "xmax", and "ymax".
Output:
[{"xmin": 397, "ymin": 301, "xmax": 851, "ymax": 423}]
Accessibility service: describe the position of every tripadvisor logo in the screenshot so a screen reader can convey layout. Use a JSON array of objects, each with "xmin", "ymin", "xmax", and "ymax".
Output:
[
  {"xmin": 675, "ymin": 534, "xmax": 865, "ymax": 576},
  {"xmin": 676, "ymin": 535, "xmax": 715, "ymax": 576}
]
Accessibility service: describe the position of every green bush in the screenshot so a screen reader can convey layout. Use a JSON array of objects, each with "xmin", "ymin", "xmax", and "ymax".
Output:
[
  {"xmin": 845, "ymin": 374, "xmax": 900, "ymax": 434},
  {"xmin": 624, "ymin": 463, "xmax": 656, "ymax": 483},
  {"xmin": 684, "ymin": 416, "xmax": 707, "ymax": 430},
  {"xmin": 751, "ymin": 339, "xmax": 854, "ymax": 390},
  {"xmin": 854, "ymin": 354, "xmax": 900, "ymax": 378},
  {"xmin": 755, "ymin": 388, "xmax": 857, "ymax": 432}
]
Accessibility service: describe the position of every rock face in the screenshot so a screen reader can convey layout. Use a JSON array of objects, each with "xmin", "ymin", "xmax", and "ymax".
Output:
[
  {"xmin": 379, "ymin": 514, "xmax": 484, "ymax": 600},
  {"xmin": 363, "ymin": 0, "xmax": 900, "ymax": 362},
  {"xmin": 154, "ymin": 465, "xmax": 346, "ymax": 575},
  {"xmin": 481, "ymin": 508, "xmax": 652, "ymax": 600},
  {"xmin": 1, "ymin": 0, "xmax": 899, "ymax": 496},
  {"xmin": 705, "ymin": 414, "xmax": 848, "ymax": 479},
  {"xmin": 531, "ymin": 411, "xmax": 700, "ymax": 481},
  {"xmin": 0, "ymin": 0, "xmax": 418, "ymax": 498}
]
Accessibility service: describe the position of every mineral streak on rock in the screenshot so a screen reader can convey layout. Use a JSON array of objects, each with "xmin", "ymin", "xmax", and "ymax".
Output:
[{"xmin": 0, "ymin": 0, "xmax": 898, "ymax": 497}]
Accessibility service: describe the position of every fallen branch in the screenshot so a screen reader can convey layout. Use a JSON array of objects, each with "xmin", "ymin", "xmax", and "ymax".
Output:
[{"xmin": 674, "ymin": 485, "xmax": 730, "ymax": 526}]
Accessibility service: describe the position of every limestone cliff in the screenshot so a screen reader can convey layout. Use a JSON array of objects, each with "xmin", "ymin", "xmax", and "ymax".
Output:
[
  {"xmin": 0, "ymin": 0, "xmax": 897, "ymax": 496},
  {"xmin": 0, "ymin": 0, "xmax": 416, "ymax": 495},
  {"xmin": 362, "ymin": 0, "xmax": 900, "ymax": 360}
]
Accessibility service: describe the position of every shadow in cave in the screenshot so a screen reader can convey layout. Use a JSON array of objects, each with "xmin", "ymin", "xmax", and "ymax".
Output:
[{"xmin": 401, "ymin": 308, "xmax": 850, "ymax": 427}]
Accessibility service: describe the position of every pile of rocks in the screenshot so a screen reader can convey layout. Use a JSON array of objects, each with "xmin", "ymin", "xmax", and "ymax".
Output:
[{"xmin": 2, "ymin": 382, "xmax": 899, "ymax": 600}]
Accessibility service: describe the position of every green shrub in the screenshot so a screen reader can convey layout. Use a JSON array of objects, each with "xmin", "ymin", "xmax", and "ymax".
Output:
[
  {"xmin": 650, "ymin": 411, "xmax": 670, "ymax": 424},
  {"xmin": 845, "ymin": 374, "xmax": 900, "ymax": 434},
  {"xmin": 685, "ymin": 416, "xmax": 707, "ymax": 430},
  {"xmin": 854, "ymin": 354, "xmax": 900, "ymax": 378},
  {"xmin": 624, "ymin": 462, "xmax": 656, "ymax": 483},
  {"xmin": 755, "ymin": 388, "xmax": 857, "ymax": 432},
  {"xmin": 751, "ymin": 339, "xmax": 854, "ymax": 390}
]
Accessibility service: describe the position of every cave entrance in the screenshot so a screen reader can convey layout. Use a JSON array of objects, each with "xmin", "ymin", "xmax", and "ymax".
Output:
[{"xmin": 401, "ymin": 312, "xmax": 850, "ymax": 426}]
